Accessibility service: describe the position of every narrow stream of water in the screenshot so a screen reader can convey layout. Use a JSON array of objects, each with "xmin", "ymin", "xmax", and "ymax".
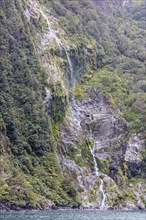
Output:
[
  {"xmin": 38, "ymin": 6, "xmax": 107, "ymax": 210},
  {"xmin": 38, "ymin": 8, "xmax": 74, "ymax": 86},
  {"xmin": 90, "ymin": 139, "xmax": 107, "ymax": 209}
]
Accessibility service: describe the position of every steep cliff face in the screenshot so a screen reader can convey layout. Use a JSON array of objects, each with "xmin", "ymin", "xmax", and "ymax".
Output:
[
  {"xmin": 58, "ymin": 87, "xmax": 145, "ymax": 209},
  {"xmin": 0, "ymin": 0, "xmax": 145, "ymax": 210}
]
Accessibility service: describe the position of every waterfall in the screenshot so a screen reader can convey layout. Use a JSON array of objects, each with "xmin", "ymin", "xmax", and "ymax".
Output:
[
  {"xmin": 64, "ymin": 48, "xmax": 74, "ymax": 83},
  {"xmin": 90, "ymin": 140, "xmax": 107, "ymax": 210},
  {"xmin": 90, "ymin": 143, "xmax": 99, "ymax": 176},
  {"xmin": 99, "ymin": 179, "xmax": 106, "ymax": 210},
  {"xmin": 39, "ymin": 9, "xmax": 106, "ymax": 209},
  {"xmin": 38, "ymin": 8, "xmax": 74, "ymax": 86},
  {"xmin": 39, "ymin": 9, "xmax": 62, "ymax": 52}
]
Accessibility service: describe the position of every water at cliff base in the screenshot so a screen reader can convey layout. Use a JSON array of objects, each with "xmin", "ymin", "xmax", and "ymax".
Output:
[{"xmin": 0, "ymin": 209, "xmax": 145, "ymax": 220}]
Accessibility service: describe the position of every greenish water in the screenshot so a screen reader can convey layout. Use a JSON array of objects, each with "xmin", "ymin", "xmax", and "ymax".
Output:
[{"xmin": 0, "ymin": 210, "xmax": 145, "ymax": 220}]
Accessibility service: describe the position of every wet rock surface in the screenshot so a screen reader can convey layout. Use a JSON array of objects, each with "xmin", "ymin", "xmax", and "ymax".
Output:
[{"xmin": 59, "ymin": 88, "xmax": 146, "ymax": 209}]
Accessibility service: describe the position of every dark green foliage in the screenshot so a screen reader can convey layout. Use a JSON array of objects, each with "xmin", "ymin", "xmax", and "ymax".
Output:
[
  {"xmin": 46, "ymin": 2, "xmax": 146, "ymax": 130},
  {"xmin": 47, "ymin": 0, "xmax": 146, "ymax": 134},
  {"xmin": 50, "ymin": 83, "xmax": 67, "ymax": 123},
  {"xmin": 0, "ymin": 0, "xmax": 80, "ymax": 207},
  {"xmin": 0, "ymin": 0, "xmax": 52, "ymax": 156},
  {"xmin": 61, "ymin": 179, "xmax": 77, "ymax": 199},
  {"xmin": 0, "ymin": 0, "xmax": 145, "ymax": 208}
]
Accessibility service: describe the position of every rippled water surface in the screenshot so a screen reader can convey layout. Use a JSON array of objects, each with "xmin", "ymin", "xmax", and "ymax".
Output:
[{"xmin": 0, "ymin": 209, "xmax": 145, "ymax": 220}]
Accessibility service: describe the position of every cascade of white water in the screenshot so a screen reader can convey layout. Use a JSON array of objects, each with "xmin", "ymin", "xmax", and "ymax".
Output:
[
  {"xmin": 39, "ymin": 9, "xmax": 62, "ymax": 52},
  {"xmin": 90, "ymin": 142, "xmax": 99, "ymax": 176},
  {"xmin": 99, "ymin": 179, "xmax": 107, "ymax": 210},
  {"xmin": 64, "ymin": 47, "xmax": 74, "ymax": 83},
  {"xmin": 90, "ymin": 140, "xmax": 107, "ymax": 209},
  {"xmin": 38, "ymin": 8, "xmax": 74, "ymax": 85},
  {"xmin": 39, "ymin": 7, "xmax": 105, "ymax": 209}
]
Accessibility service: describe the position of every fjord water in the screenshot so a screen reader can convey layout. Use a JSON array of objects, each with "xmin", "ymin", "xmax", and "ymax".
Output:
[{"xmin": 0, "ymin": 210, "xmax": 145, "ymax": 220}]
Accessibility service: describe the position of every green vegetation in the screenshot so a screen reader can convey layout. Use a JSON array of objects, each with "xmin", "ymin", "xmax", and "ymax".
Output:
[
  {"xmin": 0, "ymin": 0, "xmax": 145, "ymax": 208},
  {"xmin": 42, "ymin": 0, "xmax": 146, "ymax": 135},
  {"xmin": 74, "ymin": 84, "xmax": 88, "ymax": 100},
  {"xmin": 0, "ymin": 0, "xmax": 79, "ymax": 208}
]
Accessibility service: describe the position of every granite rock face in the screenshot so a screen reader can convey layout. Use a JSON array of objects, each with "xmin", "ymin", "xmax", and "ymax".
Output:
[
  {"xmin": 0, "ymin": 0, "xmax": 145, "ymax": 210},
  {"xmin": 25, "ymin": 1, "xmax": 145, "ymax": 209},
  {"xmin": 58, "ymin": 88, "xmax": 146, "ymax": 209},
  {"xmin": 125, "ymin": 134, "xmax": 145, "ymax": 173}
]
